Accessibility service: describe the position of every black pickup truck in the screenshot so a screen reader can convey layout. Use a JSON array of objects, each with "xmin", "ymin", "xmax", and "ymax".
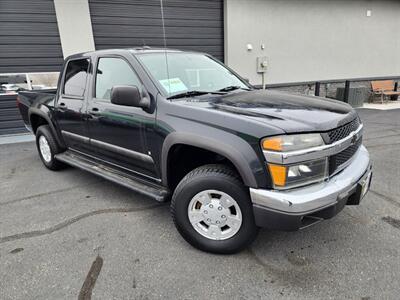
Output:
[{"xmin": 18, "ymin": 48, "xmax": 372, "ymax": 253}]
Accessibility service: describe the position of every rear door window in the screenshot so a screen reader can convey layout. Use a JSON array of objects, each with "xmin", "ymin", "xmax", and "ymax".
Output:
[{"xmin": 63, "ymin": 59, "xmax": 90, "ymax": 97}]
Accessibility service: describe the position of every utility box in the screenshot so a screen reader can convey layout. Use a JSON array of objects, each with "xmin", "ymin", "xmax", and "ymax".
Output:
[
  {"xmin": 336, "ymin": 87, "xmax": 369, "ymax": 107},
  {"xmin": 256, "ymin": 56, "xmax": 268, "ymax": 73}
]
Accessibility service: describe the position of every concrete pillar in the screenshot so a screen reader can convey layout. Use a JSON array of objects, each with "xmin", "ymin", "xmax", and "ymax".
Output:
[{"xmin": 54, "ymin": 0, "xmax": 95, "ymax": 58}]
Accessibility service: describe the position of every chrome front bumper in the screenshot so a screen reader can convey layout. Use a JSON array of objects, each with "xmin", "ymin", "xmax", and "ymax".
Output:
[{"xmin": 250, "ymin": 145, "xmax": 371, "ymax": 215}]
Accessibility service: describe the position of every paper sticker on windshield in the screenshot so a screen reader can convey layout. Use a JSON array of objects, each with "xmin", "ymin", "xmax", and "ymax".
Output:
[{"xmin": 159, "ymin": 78, "xmax": 187, "ymax": 94}]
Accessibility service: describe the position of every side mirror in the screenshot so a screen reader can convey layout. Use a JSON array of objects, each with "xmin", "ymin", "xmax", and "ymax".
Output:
[{"xmin": 110, "ymin": 85, "xmax": 150, "ymax": 109}]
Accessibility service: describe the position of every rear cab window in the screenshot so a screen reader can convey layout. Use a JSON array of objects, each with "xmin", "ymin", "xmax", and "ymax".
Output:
[{"xmin": 63, "ymin": 58, "xmax": 90, "ymax": 97}]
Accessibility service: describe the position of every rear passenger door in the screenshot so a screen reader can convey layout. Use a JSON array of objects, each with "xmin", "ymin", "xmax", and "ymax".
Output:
[
  {"xmin": 56, "ymin": 58, "xmax": 92, "ymax": 154},
  {"xmin": 87, "ymin": 55, "xmax": 157, "ymax": 180}
]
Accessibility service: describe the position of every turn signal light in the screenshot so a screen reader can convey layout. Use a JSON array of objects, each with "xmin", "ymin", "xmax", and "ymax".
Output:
[{"xmin": 262, "ymin": 137, "xmax": 283, "ymax": 151}]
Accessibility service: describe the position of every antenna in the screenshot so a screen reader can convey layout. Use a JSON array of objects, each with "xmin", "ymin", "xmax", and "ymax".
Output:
[{"xmin": 160, "ymin": 0, "xmax": 171, "ymax": 96}]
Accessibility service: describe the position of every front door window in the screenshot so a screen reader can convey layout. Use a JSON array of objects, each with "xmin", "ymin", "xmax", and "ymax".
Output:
[{"xmin": 95, "ymin": 57, "xmax": 141, "ymax": 100}]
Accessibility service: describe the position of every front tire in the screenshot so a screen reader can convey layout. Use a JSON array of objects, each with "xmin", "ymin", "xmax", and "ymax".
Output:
[
  {"xmin": 35, "ymin": 125, "xmax": 65, "ymax": 170},
  {"xmin": 171, "ymin": 164, "xmax": 258, "ymax": 254}
]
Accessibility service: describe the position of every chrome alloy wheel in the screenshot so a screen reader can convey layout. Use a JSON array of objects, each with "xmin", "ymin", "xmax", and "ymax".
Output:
[
  {"xmin": 39, "ymin": 135, "xmax": 52, "ymax": 163},
  {"xmin": 187, "ymin": 189, "xmax": 243, "ymax": 240}
]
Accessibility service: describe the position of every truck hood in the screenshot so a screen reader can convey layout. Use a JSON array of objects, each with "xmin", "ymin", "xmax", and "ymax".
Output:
[{"xmin": 208, "ymin": 89, "xmax": 357, "ymax": 133}]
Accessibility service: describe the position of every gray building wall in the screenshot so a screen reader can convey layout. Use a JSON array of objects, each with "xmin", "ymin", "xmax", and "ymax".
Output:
[
  {"xmin": 225, "ymin": 0, "xmax": 400, "ymax": 85},
  {"xmin": 89, "ymin": 0, "xmax": 224, "ymax": 61},
  {"xmin": 0, "ymin": 0, "xmax": 64, "ymax": 73}
]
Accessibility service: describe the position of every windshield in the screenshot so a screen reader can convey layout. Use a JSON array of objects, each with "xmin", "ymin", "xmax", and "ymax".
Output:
[{"xmin": 136, "ymin": 52, "xmax": 249, "ymax": 97}]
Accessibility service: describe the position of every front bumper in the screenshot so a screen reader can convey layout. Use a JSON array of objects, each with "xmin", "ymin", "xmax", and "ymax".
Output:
[{"xmin": 250, "ymin": 145, "xmax": 372, "ymax": 230}]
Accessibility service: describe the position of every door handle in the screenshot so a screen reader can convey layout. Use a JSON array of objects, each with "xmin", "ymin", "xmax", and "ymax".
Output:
[
  {"xmin": 58, "ymin": 102, "xmax": 67, "ymax": 110},
  {"xmin": 89, "ymin": 107, "xmax": 100, "ymax": 116}
]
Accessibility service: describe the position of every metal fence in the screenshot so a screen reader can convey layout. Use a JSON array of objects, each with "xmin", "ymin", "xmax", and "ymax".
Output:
[{"xmin": 260, "ymin": 76, "xmax": 400, "ymax": 102}]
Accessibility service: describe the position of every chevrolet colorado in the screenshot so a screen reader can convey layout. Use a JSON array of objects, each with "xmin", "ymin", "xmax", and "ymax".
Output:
[{"xmin": 17, "ymin": 48, "xmax": 372, "ymax": 254}]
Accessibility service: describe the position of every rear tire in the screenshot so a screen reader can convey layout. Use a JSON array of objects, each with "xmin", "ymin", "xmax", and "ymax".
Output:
[
  {"xmin": 171, "ymin": 164, "xmax": 258, "ymax": 254},
  {"xmin": 35, "ymin": 125, "xmax": 65, "ymax": 170}
]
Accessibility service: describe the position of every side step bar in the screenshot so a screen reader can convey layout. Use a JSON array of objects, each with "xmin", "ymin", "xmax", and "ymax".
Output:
[{"xmin": 55, "ymin": 151, "xmax": 169, "ymax": 202}]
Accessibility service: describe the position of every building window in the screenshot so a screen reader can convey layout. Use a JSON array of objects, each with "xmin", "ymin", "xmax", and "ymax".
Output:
[{"xmin": 0, "ymin": 73, "xmax": 59, "ymax": 96}]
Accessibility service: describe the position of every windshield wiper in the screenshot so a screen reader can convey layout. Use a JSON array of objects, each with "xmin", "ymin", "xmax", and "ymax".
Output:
[
  {"xmin": 167, "ymin": 90, "xmax": 223, "ymax": 100},
  {"xmin": 217, "ymin": 86, "xmax": 250, "ymax": 92}
]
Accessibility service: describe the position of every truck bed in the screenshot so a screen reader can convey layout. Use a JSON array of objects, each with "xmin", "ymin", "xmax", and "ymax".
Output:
[{"xmin": 17, "ymin": 89, "xmax": 57, "ymax": 128}]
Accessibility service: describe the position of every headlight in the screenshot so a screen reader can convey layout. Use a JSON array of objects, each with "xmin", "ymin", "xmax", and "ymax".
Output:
[
  {"xmin": 261, "ymin": 133, "xmax": 327, "ymax": 189},
  {"xmin": 262, "ymin": 133, "xmax": 324, "ymax": 152},
  {"xmin": 268, "ymin": 158, "xmax": 328, "ymax": 189}
]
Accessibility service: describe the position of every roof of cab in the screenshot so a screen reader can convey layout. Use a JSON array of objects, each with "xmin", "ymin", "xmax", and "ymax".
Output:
[{"xmin": 65, "ymin": 47, "xmax": 186, "ymax": 61}]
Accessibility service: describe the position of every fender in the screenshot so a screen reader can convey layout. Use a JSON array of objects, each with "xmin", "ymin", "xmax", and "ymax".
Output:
[
  {"xmin": 161, "ymin": 131, "xmax": 267, "ymax": 188},
  {"xmin": 28, "ymin": 107, "xmax": 65, "ymax": 148}
]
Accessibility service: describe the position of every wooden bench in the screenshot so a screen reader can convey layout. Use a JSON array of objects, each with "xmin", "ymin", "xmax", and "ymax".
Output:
[{"xmin": 371, "ymin": 80, "xmax": 400, "ymax": 103}]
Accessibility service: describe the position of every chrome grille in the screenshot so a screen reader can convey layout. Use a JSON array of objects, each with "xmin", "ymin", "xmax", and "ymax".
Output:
[
  {"xmin": 329, "ymin": 137, "xmax": 362, "ymax": 174},
  {"xmin": 327, "ymin": 118, "xmax": 361, "ymax": 144}
]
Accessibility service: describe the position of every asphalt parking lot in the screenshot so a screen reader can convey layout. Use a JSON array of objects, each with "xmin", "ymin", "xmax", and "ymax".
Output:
[{"xmin": 1, "ymin": 108, "xmax": 400, "ymax": 299}]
